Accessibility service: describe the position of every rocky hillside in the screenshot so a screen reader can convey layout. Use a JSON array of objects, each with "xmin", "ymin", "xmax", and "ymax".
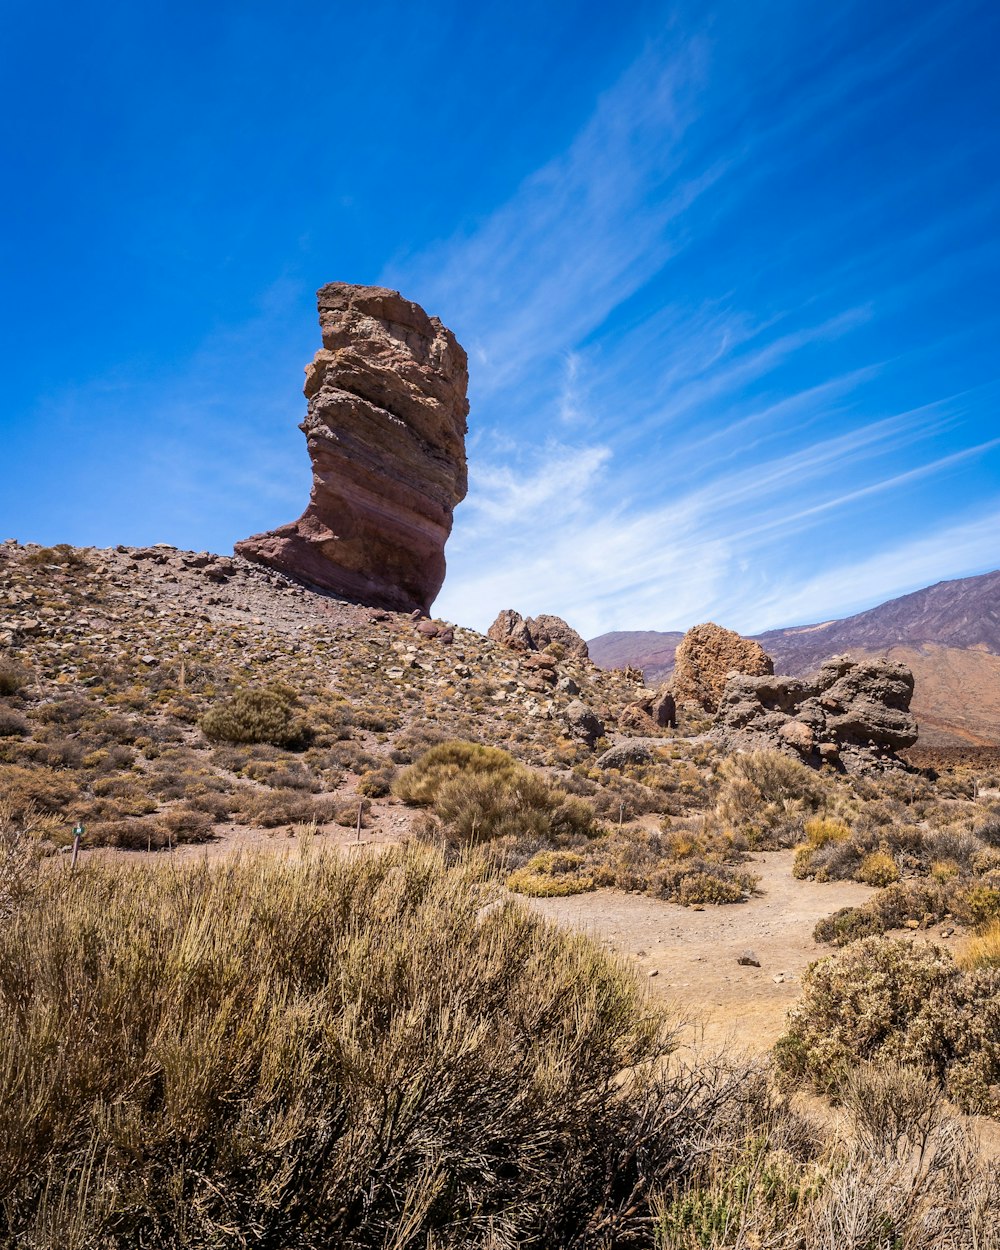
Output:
[{"xmin": 589, "ymin": 569, "xmax": 1000, "ymax": 746}]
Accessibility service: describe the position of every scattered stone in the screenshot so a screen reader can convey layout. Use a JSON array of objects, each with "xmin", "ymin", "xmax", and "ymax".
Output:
[
  {"xmin": 237, "ymin": 283, "xmax": 469, "ymax": 613},
  {"xmin": 737, "ymin": 950, "xmax": 761, "ymax": 967}
]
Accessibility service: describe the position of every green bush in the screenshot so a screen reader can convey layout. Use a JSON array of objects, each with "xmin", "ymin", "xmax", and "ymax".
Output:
[
  {"xmin": 507, "ymin": 849, "xmax": 596, "ymax": 896},
  {"xmin": 200, "ymin": 684, "xmax": 312, "ymax": 750},
  {"xmin": 394, "ymin": 740, "xmax": 600, "ymax": 846}
]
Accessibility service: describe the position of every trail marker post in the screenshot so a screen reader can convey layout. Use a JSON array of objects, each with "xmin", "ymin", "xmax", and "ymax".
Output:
[{"xmin": 71, "ymin": 822, "xmax": 85, "ymax": 872}]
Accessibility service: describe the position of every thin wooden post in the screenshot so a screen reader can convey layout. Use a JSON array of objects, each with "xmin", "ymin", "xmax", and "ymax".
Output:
[
  {"xmin": 70, "ymin": 822, "xmax": 85, "ymax": 872},
  {"xmin": 356, "ymin": 801, "xmax": 363, "ymax": 843}
]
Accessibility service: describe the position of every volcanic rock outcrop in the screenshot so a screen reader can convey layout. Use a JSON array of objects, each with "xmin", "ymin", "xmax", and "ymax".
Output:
[
  {"xmin": 487, "ymin": 610, "xmax": 589, "ymax": 660},
  {"xmin": 672, "ymin": 623, "xmax": 774, "ymax": 714},
  {"xmin": 236, "ymin": 283, "xmax": 469, "ymax": 613},
  {"xmin": 712, "ymin": 655, "xmax": 918, "ymax": 773}
]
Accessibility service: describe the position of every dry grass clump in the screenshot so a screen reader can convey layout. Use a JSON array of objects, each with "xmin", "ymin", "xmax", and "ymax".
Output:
[
  {"xmin": 0, "ymin": 799, "xmax": 50, "ymax": 919},
  {"xmin": 960, "ymin": 917, "xmax": 1000, "ymax": 969},
  {"xmin": 716, "ymin": 750, "xmax": 825, "ymax": 847},
  {"xmin": 776, "ymin": 935, "xmax": 1000, "ymax": 1115},
  {"xmin": 854, "ymin": 848, "xmax": 901, "ymax": 886},
  {"xmin": 657, "ymin": 1063, "xmax": 1000, "ymax": 1249},
  {"xmin": 0, "ymin": 844, "xmax": 758, "ymax": 1248},
  {"xmin": 200, "ymin": 684, "xmax": 312, "ymax": 749}
]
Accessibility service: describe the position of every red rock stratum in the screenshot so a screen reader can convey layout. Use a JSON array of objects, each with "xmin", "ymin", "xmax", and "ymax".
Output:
[{"xmin": 237, "ymin": 283, "xmax": 469, "ymax": 613}]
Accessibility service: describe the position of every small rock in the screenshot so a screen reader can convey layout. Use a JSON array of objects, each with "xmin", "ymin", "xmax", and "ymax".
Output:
[
  {"xmin": 647, "ymin": 969, "xmax": 659, "ymax": 978},
  {"xmin": 738, "ymin": 950, "xmax": 761, "ymax": 967}
]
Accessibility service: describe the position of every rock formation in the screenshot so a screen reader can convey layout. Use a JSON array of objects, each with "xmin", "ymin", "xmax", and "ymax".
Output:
[
  {"xmin": 236, "ymin": 283, "xmax": 469, "ymax": 613},
  {"xmin": 712, "ymin": 654, "xmax": 918, "ymax": 773},
  {"xmin": 619, "ymin": 685, "xmax": 677, "ymax": 733},
  {"xmin": 672, "ymin": 623, "xmax": 774, "ymax": 714},
  {"xmin": 487, "ymin": 610, "xmax": 589, "ymax": 659}
]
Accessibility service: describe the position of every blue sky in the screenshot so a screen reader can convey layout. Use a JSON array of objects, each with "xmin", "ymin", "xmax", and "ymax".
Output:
[{"xmin": 2, "ymin": 0, "xmax": 998, "ymax": 637}]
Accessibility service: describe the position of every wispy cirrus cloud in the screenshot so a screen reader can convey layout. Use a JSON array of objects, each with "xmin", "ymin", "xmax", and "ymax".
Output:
[{"xmin": 414, "ymin": 7, "xmax": 1000, "ymax": 638}]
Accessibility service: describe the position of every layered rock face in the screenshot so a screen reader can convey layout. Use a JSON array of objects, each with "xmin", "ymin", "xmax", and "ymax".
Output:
[
  {"xmin": 487, "ymin": 610, "xmax": 589, "ymax": 660},
  {"xmin": 237, "ymin": 283, "xmax": 469, "ymax": 613},
  {"xmin": 712, "ymin": 655, "xmax": 918, "ymax": 773},
  {"xmin": 672, "ymin": 623, "xmax": 774, "ymax": 714}
]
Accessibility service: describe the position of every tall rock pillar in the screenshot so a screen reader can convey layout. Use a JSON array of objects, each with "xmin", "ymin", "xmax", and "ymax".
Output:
[{"xmin": 237, "ymin": 283, "xmax": 469, "ymax": 613}]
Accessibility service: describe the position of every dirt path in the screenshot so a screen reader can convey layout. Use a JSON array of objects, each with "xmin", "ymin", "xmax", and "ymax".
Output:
[{"xmin": 527, "ymin": 851, "xmax": 877, "ymax": 1052}]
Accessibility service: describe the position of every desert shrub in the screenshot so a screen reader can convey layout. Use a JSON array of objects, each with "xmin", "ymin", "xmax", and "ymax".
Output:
[
  {"xmin": 974, "ymin": 813, "xmax": 1000, "ymax": 848},
  {"xmin": 716, "ymin": 750, "xmax": 824, "ymax": 847},
  {"xmin": 0, "ymin": 707, "xmax": 29, "ymax": 737},
  {"xmin": 960, "ymin": 918, "xmax": 1000, "ymax": 970},
  {"xmin": 88, "ymin": 818, "xmax": 172, "ymax": 850},
  {"xmin": 200, "ymin": 685, "xmax": 312, "ymax": 750},
  {"xmin": 23, "ymin": 542, "xmax": 86, "ymax": 567},
  {"xmin": 643, "ymin": 857, "xmax": 759, "ymax": 906},
  {"xmin": 813, "ymin": 906, "xmax": 886, "ymax": 945},
  {"xmin": 855, "ymin": 849, "xmax": 900, "ymax": 887},
  {"xmin": 0, "ymin": 845, "xmax": 747, "ymax": 1249},
  {"xmin": 922, "ymin": 828, "xmax": 984, "ymax": 872},
  {"xmin": 952, "ymin": 882, "xmax": 1000, "ymax": 926},
  {"xmin": 241, "ymin": 759, "xmax": 321, "ymax": 791},
  {"xmin": 395, "ymin": 741, "xmax": 600, "ymax": 847},
  {"xmin": 0, "ymin": 663, "xmax": 25, "ymax": 697},
  {"xmin": 0, "ymin": 764, "xmax": 82, "ymax": 820},
  {"xmin": 972, "ymin": 846, "xmax": 1000, "ymax": 876},
  {"xmin": 676, "ymin": 869, "xmax": 755, "ymax": 906},
  {"xmin": 352, "ymin": 705, "xmax": 401, "ymax": 733},
  {"xmin": 869, "ymin": 879, "xmax": 951, "ymax": 929},
  {"xmin": 356, "ymin": 765, "xmax": 395, "ymax": 798},
  {"xmin": 776, "ymin": 935, "xmax": 1000, "ymax": 1115},
  {"xmin": 229, "ymin": 786, "xmax": 320, "ymax": 828},
  {"xmin": 803, "ymin": 816, "xmax": 850, "ymax": 847},
  {"xmin": 839, "ymin": 1061, "xmax": 944, "ymax": 1159},
  {"xmin": 393, "ymin": 740, "xmax": 518, "ymax": 805},
  {"xmin": 159, "ymin": 806, "xmax": 214, "ymax": 843},
  {"xmin": 507, "ymin": 849, "xmax": 596, "ymax": 896}
]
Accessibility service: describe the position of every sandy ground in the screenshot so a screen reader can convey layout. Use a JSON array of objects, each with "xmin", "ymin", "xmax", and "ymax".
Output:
[{"xmin": 527, "ymin": 851, "xmax": 877, "ymax": 1052}]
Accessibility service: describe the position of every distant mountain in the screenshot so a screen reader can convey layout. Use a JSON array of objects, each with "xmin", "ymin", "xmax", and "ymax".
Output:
[{"xmin": 588, "ymin": 569, "xmax": 1000, "ymax": 746}]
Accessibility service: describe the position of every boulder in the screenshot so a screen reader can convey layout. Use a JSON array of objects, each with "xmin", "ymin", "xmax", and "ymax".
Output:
[
  {"xmin": 563, "ymin": 700, "xmax": 605, "ymax": 748},
  {"xmin": 619, "ymin": 684, "xmax": 676, "ymax": 733},
  {"xmin": 596, "ymin": 742, "xmax": 654, "ymax": 770},
  {"xmin": 236, "ymin": 283, "xmax": 469, "ymax": 613},
  {"xmin": 672, "ymin": 623, "xmax": 774, "ymax": 714},
  {"xmin": 486, "ymin": 610, "xmax": 589, "ymax": 659},
  {"xmin": 712, "ymin": 655, "xmax": 918, "ymax": 774}
]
